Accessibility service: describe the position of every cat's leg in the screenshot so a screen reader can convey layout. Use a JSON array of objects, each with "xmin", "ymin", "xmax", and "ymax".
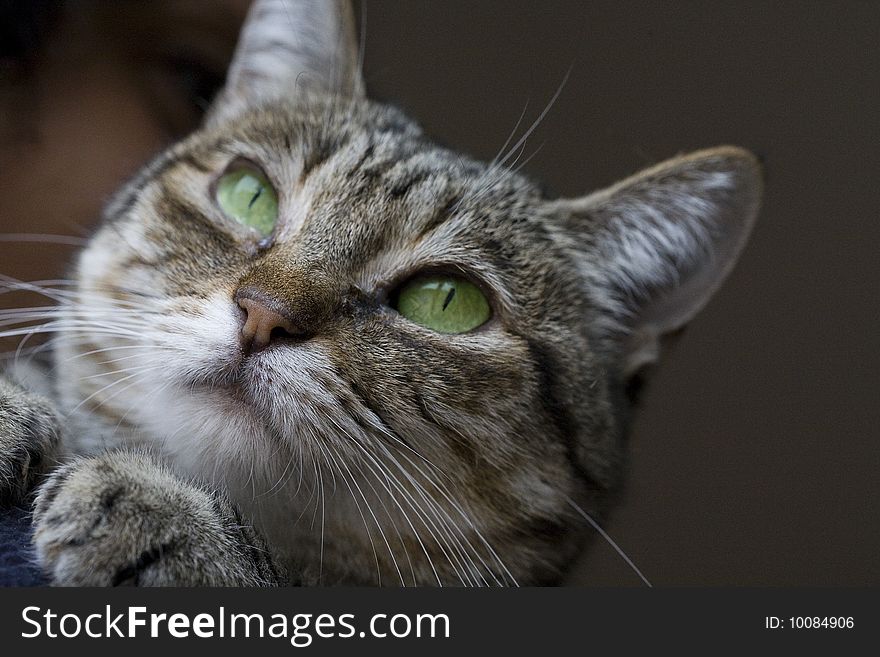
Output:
[
  {"xmin": 32, "ymin": 451, "xmax": 285, "ymax": 586},
  {"xmin": 0, "ymin": 374, "xmax": 62, "ymax": 505}
]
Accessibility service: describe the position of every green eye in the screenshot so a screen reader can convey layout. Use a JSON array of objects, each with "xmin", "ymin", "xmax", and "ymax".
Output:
[
  {"xmin": 215, "ymin": 168, "xmax": 278, "ymax": 235},
  {"xmin": 395, "ymin": 275, "xmax": 491, "ymax": 334}
]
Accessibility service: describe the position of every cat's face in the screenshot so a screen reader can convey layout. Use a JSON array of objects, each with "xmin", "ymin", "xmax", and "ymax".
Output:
[{"xmin": 56, "ymin": 0, "xmax": 760, "ymax": 585}]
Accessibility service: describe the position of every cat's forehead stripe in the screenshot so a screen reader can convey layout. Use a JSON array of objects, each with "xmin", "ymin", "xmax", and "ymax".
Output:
[{"xmin": 125, "ymin": 104, "xmax": 546, "ymax": 314}]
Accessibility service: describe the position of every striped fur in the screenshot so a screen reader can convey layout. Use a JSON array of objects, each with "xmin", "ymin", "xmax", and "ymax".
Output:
[{"xmin": 1, "ymin": 1, "xmax": 760, "ymax": 586}]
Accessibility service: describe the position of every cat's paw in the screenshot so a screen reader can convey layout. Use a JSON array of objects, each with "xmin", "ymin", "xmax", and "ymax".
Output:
[
  {"xmin": 0, "ymin": 377, "xmax": 61, "ymax": 505},
  {"xmin": 32, "ymin": 451, "xmax": 282, "ymax": 586}
]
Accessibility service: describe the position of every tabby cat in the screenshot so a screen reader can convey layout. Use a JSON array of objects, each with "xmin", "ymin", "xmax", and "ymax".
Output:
[{"xmin": 0, "ymin": 0, "xmax": 760, "ymax": 586}]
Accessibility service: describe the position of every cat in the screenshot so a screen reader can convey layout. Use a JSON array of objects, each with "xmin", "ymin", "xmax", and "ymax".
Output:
[{"xmin": 0, "ymin": 0, "xmax": 760, "ymax": 586}]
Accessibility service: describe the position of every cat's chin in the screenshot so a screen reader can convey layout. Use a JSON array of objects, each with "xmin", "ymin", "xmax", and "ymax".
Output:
[{"xmin": 188, "ymin": 374, "xmax": 267, "ymax": 423}]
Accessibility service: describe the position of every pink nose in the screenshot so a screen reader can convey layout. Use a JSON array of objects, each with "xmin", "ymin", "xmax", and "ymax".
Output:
[{"xmin": 235, "ymin": 290, "xmax": 303, "ymax": 354}]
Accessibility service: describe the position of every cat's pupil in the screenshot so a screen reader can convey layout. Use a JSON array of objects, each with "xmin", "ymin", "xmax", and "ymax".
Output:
[
  {"xmin": 248, "ymin": 188, "xmax": 263, "ymax": 209},
  {"xmin": 394, "ymin": 275, "xmax": 491, "ymax": 333},
  {"xmin": 215, "ymin": 167, "xmax": 278, "ymax": 236},
  {"xmin": 442, "ymin": 288, "xmax": 456, "ymax": 311}
]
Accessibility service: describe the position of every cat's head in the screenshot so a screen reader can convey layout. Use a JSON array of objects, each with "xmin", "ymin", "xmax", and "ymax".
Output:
[{"xmin": 58, "ymin": 0, "xmax": 760, "ymax": 585}]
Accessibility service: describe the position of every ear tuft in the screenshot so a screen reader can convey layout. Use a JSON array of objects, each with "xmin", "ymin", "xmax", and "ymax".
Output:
[
  {"xmin": 207, "ymin": 0, "xmax": 363, "ymax": 124},
  {"xmin": 555, "ymin": 146, "xmax": 762, "ymax": 376}
]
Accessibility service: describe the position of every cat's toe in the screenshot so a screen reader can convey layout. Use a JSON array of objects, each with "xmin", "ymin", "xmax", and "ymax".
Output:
[
  {"xmin": 32, "ymin": 451, "xmax": 281, "ymax": 586},
  {"xmin": 0, "ymin": 379, "xmax": 61, "ymax": 505}
]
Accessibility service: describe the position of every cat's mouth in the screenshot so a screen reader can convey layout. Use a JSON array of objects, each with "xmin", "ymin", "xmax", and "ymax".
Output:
[
  {"xmin": 191, "ymin": 362, "xmax": 256, "ymax": 399},
  {"xmin": 182, "ymin": 347, "xmax": 289, "ymax": 410},
  {"xmin": 179, "ymin": 362, "xmax": 284, "ymax": 437}
]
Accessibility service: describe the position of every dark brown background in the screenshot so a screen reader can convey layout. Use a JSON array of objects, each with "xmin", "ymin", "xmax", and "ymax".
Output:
[{"xmin": 2, "ymin": 1, "xmax": 878, "ymax": 585}]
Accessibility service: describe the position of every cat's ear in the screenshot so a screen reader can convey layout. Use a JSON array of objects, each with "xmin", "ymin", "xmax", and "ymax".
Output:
[
  {"xmin": 207, "ymin": 0, "xmax": 363, "ymax": 123},
  {"xmin": 554, "ymin": 146, "xmax": 762, "ymax": 377}
]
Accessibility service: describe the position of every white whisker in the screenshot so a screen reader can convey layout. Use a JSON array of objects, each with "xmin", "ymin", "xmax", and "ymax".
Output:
[{"xmin": 565, "ymin": 496, "xmax": 652, "ymax": 587}]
